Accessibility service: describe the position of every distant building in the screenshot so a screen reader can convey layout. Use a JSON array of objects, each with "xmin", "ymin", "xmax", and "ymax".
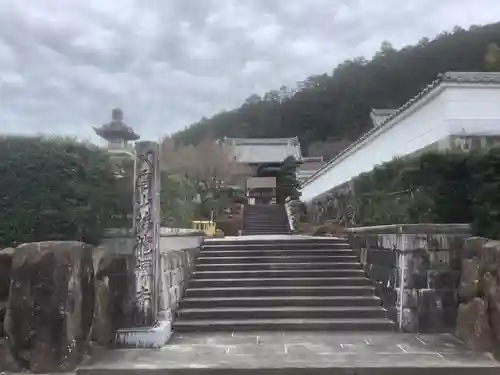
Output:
[
  {"xmin": 369, "ymin": 109, "xmax": 397, "ymax": 127},
  {"xmin": 302, "ymin": 71, "xmax": 500, "ymax": 202},
  {"xmin": 223, "ymin": 137, "xmax": 302, "ymax": 165},
  {"xmin": 297, "ymin": 156, "xmax": 324, "ymax": 183},
  {"xmin": 222, "ymin": 137, "xmax": 302, "ymax": 204}
]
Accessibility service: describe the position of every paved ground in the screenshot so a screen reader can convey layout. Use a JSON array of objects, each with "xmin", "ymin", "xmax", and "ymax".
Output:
[{"xmin": 79, "ymin": 332, "xmax": 499, "ymax": 374}]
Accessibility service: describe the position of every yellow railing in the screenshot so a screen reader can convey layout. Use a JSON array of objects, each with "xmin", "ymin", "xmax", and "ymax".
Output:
[{"xmin": 192, "ymin": 221, "xmax": 216, "ymax": 236}]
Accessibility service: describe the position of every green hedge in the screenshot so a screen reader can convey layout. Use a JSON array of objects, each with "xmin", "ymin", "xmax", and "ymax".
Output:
[
  {"xmin": 349, "ymin": 147, "xmax": 500, "ymax": 239},
  {"xmin": 0, "ymin": 136, "xmax": 123, "ymax": 247}
]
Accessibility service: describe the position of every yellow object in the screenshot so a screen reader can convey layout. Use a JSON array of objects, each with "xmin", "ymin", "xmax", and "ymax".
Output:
[{"xmin": 192, "ymin": 220, "xmax": 216, "ymax": 236}]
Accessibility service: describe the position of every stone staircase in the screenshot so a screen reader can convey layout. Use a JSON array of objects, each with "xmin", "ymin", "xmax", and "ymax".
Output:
[
  {"xmin": 243, "ymin": 204, "xmax": 290, "ymax": 235},
  {"xmin": 173, "ymin": 237, "xmax": 395, "ymax": 332}
]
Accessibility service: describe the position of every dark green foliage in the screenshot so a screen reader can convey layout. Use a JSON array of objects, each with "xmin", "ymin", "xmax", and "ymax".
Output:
[
  {"xmin": 172, "ymin": 22, "xmax": 500, "ymax": 155},
  {"xmin": 467, "ymin": 148, "xmax": 500, "ymax": 238},
  {"xmin": 0, "ymin": 136, "xmax": 123, "ymax": 247},
  {"xmin": 348, "ymin": 148, "xmax": 500, "ymax": 239},
  {"xmin": 277, "ymin": 156, "xmax": 301, "ymax": 203}
]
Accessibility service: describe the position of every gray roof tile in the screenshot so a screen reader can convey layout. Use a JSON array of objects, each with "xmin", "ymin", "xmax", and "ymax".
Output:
[{"xmin": 224, "ymin": 137, "xmax": 302, "ymax": 163}]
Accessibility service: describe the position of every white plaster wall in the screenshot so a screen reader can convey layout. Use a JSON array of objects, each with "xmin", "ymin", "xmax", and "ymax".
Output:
[
  {"xmin": 301, "ymin": 90, "xmax": 448, "ymax": 201},
  {"xmin": 445, "ymin": 85, "xmax": 500, "ymax": 135},
  {"xmin": 301, "ymin": 84, "xmax": 500, "ymax": 202}
]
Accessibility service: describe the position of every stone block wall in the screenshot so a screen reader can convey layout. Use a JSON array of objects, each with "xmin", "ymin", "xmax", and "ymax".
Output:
[
  {"xmin": 0, "ymin": 248, "xmax": 13, "ymax": 337},
  {"xmin": 4, "ymin": 241, "xmax": 95, "ymax": 373},
  {"xmin": 0, "ymin": 229, "xmax": 203, "ymax": 372},
  {"xmin": 96, "ymin": 228, "xmax": 203, "ymax": 329},
  {"xmin": 347, "ymin": 224, "xmax": 471, "ymax": 333},
  {"xmin": 456, "ymin": 237, "xmax": 500, "ymax": 352},
  {"xmin": 158, "ymin": 246, "xmax": 200, "ymax": 321}
]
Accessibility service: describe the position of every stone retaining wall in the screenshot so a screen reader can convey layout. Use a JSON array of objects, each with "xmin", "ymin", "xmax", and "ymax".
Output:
[
  {"xmin": 4, "ymin": 241, "xmax": 95, "ymax": 373},
  {"xmin": 95, "ymin": 228, "xmax": 203, "ymax": 339},
  {"xmin": 456, "ymin": 237, "xmax": 500, "ymax": 352},
  {"xmin": 347, "ymin": 224, "xmax": 471, "ymax": 333},
  {"xmin": 0, "ymin": 228, "xmax": 204, "ymax": 372},
  {"xmin": 0, "ymin": 247, "xmax": 12, "ymax": 337},
  {"xmin": 158, "ymin": 245, "xmax": 200, "ymax": 321}
]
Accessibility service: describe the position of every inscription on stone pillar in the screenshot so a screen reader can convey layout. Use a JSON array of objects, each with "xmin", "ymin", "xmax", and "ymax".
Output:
[{"xmin": 133, "ymin": 141, "xmax": 160, "ymax": 326}]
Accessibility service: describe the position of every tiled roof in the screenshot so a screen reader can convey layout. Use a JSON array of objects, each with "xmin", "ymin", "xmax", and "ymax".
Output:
[
  {"xmin": 377, "ymin": 72, "xmax": 500, "ymax": 129},
  {"xmin": 370, "ymin": 109, "xmax": 397, "ymax": 127},
  {"xmin": 371, "ymin": 109, "xmax": 397, "ymax": 116},
  {"xmin": 302, "ymin": 71, "xmax": 500, "ymax": 187},
  {"xmin": 224, "ymin": 137, "xmax": 299, "ymax": 145},
  {"xmin": 224, "ymin": 137, "xmax": 302, "ymax": 163},
  {"xmin": 93, "ymin": 109, "xmax": 139, "ymax": 141},
  {"xmin": 440, "ymin": 71, "xmax": 500, "ymax": 83},
  {"xmin": 302, "ymin": 156, "xmax": 324, "ymax": 162}
]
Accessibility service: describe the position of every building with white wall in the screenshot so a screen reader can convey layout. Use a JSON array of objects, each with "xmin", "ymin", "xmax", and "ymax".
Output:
[
  {"xmin": 222, "ymin": 137, "xmax": 303, "ymax": 203},
  {"xmin": 296, "ymin": 156, "xmax": 324, "ymax": 183},
  {"xmin": 301, "ymin": 72, "xmax": 500, "ymax": 203},
  {"xmin": 223, "ymin": 137, "xmax": 302, "ymax": 164}
]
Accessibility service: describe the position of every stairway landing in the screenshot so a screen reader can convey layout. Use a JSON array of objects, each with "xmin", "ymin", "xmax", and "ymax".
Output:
[{"xmin": 79, "ymin": 332, "xmax": 499, "ymax": 374}]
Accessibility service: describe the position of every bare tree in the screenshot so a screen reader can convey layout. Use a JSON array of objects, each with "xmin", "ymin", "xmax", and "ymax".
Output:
[
  {"xmin": 161, "ymin": 137, "xmax": 251, "ymax": 187},
  {"xmin": 161, "ymin": 137, "xmax": 252, "ymax": 219}
]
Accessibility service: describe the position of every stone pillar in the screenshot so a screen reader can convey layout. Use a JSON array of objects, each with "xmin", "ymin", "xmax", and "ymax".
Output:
[{"xmin": 131, "ymin": 141, "xmax": 161, "ymax": 326}]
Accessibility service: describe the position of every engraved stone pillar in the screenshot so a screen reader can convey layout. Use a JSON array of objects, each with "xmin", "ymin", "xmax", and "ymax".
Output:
[{"xmin": 132, "ymin": 141, "xmax": 161, "ymax": 326}]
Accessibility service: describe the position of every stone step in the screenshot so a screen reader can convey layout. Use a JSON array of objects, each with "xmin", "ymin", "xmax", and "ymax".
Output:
[
  {"xmin": 244, "ymin": 216, "xmax": 286, "ymax": 220},
  {"xmin": 173, "ymin": 318, "xmax": 396, "ymax": 332},
  {"xmin": 200, "ymin": 249, "xmax": 355, "ymax": 257},
  {"xmin": 242, "ymin": 226, "xmax": 289, "ymax": 229},
  {"xmin": 195, "ymin": 262, "xmax": 363, "ymax": 271},
  {"xmin": 177, "ymin": 306, "xmax": 387, "ymax": 320},
  {"xmin": 192, "ymin": 269, "xmax": 365, "ymax": 279},
  {"xmin": 203, "ymin": 238, "xmax": 348, "ymax": 246},
  {"xmin": 243, "ymin": 228, "xmax": 291, "ymax": 236},
  {"xmin": 188, "ymin": 277, "xmax": 371, "ymax": 288},
  {"xmin": 180, "ymin": 295, "xmax": 382, "ymax": 308},
  {"xmin": 185, "ymin": 285, "xmax": 376, "ymax": 298},
  {"xmin": 243, "ymin": 225, "xmax": 290, "ymax": 230},
  {"xmin": 243, "ymin": 219, "xmax": 287, "ymax": 222},
  {"xmin": 197, "ymin": 255, "xmax": 358, "ymax": 264},
  {"xmin": 242, "ymin": 228, "xmax": 290, "ymax": 232},
  {"xmin": 202, "ymin": 242, "xmax": 350, "ymax": 250},
  {"xmin": 243, "ymin": 222, "xmax": 288, "ymax": 225},
  {"xmin": 243, "ymin": 217, "xmax": 287, "ymax": 221},
  {"xmin": 244, "ymin": 216, "xmax": 287, "ymax": 220},
  {"xmin": 243, "ymin": 232, "xmax": 292, "ymax": 235}
]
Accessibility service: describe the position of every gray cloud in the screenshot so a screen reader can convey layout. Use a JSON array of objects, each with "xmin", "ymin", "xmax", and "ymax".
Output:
[{"xmin": 1, "ymin": 0, "xmax": 499, "ymax": 142}]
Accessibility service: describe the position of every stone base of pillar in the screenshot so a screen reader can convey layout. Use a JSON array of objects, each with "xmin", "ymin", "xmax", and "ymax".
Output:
[{"xmin": 115, "ymin": 319, "xmax": 172, "ymax": 348}]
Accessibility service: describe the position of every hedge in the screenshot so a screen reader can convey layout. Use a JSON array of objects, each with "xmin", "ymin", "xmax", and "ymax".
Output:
[
  {"xmin": 0, "ymin": 136, "xmax": 123, "ymax": 247},
  {"xmin": 334, "ymin": 147, "xmax": 500, "ymax": 239}
]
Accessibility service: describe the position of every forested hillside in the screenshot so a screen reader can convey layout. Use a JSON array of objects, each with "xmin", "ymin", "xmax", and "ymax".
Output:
[{"xmin": 172, "ymin": 22, "xmax": 500, "ymax": 158}]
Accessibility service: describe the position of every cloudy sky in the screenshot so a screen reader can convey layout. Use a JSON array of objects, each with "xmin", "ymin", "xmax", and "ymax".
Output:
[{"xmin": 1, "ymin": 0, "xmax": 499, "ymax": 143}]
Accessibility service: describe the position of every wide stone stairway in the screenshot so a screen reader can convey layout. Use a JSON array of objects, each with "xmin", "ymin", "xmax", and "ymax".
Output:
[
  {"xmin": 242, "ymin": 204, "xmax": 291, "ymax": 235},
  {"xmin": 82, "ymin": 236, "xmax": 500, "ymax": 373},
  {"xmin": 173, "ymin": 236, "xmax": 395, "ymax": 332}
]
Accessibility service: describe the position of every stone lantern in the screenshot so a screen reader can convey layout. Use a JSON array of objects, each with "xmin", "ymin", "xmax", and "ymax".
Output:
[{"xmin": 93, "ymin": 108, "xmax": 140, "ymax": 156}]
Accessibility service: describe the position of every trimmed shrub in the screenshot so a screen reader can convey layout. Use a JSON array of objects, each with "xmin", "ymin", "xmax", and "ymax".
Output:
[
  {"xmin": 320, "ymin": 147, "xmax": 500, "ymax": 239},
  {"xmin": 0, "ymin": 136, "xmax": 122, "ymax": 247}
]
